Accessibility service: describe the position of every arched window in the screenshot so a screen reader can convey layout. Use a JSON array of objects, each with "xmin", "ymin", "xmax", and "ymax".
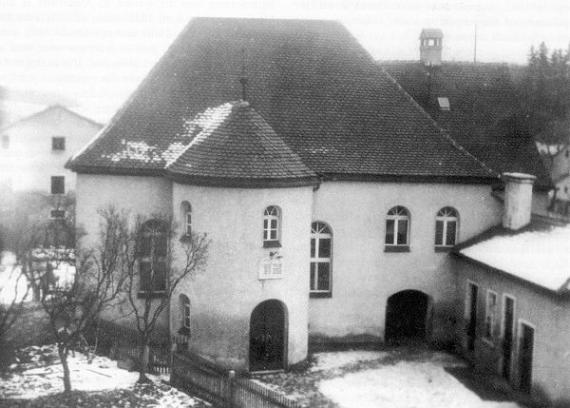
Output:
[
  {"xmin": 263, "ymin": 206, "xmax": 281, "ymax": 247},
  {"xmin": 385, "ymin": 206, "xmax": 410, "ymax": 249},
  {"xmin": 181, "ymin": 201, "xmax": 192, "ymax": 236},
  {"xmin": 435, "ymin": 207, "xmax": 458, "ymax": 248},
  {"xmin": 310, "ymin": 222, "xmax": 332, "ymax": 296},
  {"xmin": 179, "ymin": 294, "xmax": 191, "ymax": 335},
  {"xmin": 138, "ymin": 220, "xmax": 168, "ymax": 294}
]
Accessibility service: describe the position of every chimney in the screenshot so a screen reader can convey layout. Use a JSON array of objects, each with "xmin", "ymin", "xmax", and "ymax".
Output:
[
  {"xmin": 502, "ymin": 172, "xmax": 536, "ymax": 230},
  {"xmin": 420, "ymin": 28, "xmax": 443, "ymax": 66}
]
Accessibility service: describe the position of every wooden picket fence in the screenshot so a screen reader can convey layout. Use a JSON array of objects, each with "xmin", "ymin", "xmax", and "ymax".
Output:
[{"xmin": 171, "ymin": 352, "xmax": 302, "ymax": 408}]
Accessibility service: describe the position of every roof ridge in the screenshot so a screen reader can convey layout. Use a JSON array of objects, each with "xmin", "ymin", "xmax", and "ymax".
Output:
[{"xmin": 379, "ymin": 65, "xmax": 499, "ymax": 178}]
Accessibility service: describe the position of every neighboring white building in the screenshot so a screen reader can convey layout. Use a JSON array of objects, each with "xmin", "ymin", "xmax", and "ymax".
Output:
[
  {"xmin": 69, "ymin": 18, "xmax": 547, "ymax": 377},
  {"xmin": 0, "ymin": 105, "xmax": 102, "ymax": 194}
]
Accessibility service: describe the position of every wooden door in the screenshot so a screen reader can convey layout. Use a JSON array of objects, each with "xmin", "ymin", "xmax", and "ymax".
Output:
[
  {"xmin": 518, "ymin": 323, "xmax": 534, "ymax": 393},
  {"xmin": 502, "ymin": 296, "xmax": 515, "ymax": 380},
  {"xmin": 467, "ymin": 283, "xmax": 478, "ymax": 351}
]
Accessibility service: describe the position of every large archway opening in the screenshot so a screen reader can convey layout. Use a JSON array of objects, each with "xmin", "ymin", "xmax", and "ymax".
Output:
[
  {"xmin": 249, "ymin": 299, "xmax": 287, "ymax": 372},
  {"xmin": 385, "ymin": 290, "xmax": 430, "ymax": 344}
]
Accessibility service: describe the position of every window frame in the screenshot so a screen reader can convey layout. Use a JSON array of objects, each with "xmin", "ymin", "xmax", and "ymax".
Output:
[
  {"xmin": 310, "ymin": 221, "xmax": 332, "ymax": 297},
  {"xmin": 180, "ymin": 201, "xmax": 192, "ymax": 238},
  {"xmin": 137, "ymin": 220, "xmax": 168, "ymax": 298},
  {"xmin": 385, "ymin": 206, "xmax": 410, "ymax": 252},
  {"xmin": 50, "ymin": 209, "xmax": 66, "ymax": 219},
  {"xmin": 435, "ymin": 207, "xmax": 459, "ymax": 251},
  {"xmin": 263, "ymin": 206, "xmax": 281, "ymax": 248},
  {"xmin": 51, "ymin": 136, "xmax": 66, "ymax": 151},
  {"xmin": 50, "ymin": 176, "xmax": 65, "ymax": 195}
]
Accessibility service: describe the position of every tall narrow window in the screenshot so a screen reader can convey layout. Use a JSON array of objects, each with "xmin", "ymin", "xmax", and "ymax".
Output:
[
  {"xmin": 484, "ymin": 290, "xmax": 498, "ymax": 341},
  {"xmin": 385, "ymin": 206, "xmax": 410, "ymax": 251},
  {"xmin": 138, "ymin": 220, "xmax": 168, "ymax": 296},
  {"xmin": 263, "ymin": 206, "xmax": 281, "ymax": 247},
  {"xmin": 179, "ymin": 294, "xmax": 191, "ymax": 335},
  {"xmin": 181, "ymin": 201, "xmax": 192, "ymax": 237},
  {"xmin": 435, "ymin": 207, "xmax": 458, "ymax": 248},
  {"xmin": 310, "ymin": 222, "xmax": 332, "ymax": 297}
]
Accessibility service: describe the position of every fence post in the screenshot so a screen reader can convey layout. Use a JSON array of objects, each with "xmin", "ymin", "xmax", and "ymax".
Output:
[{"xmin": 228, "ymin": 370, "xmax": 236, "ymax": 408}]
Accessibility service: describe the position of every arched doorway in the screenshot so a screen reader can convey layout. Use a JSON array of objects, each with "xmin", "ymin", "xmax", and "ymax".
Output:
[
  {"xmin": 385, "ymin": 290, "xmax": 430, "ymax": 344},
  {"xmin": 249, "ymin": 300, "xmax": 286, "ymax": 371}
]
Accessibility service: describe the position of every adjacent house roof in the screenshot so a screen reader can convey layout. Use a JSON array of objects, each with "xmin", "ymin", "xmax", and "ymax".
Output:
[
  {"xmin": 1, "ymin": 104, "xmax": 103, "ymax": 131},
  {"xmin": 68, "ymin": 18, "xmax": 495, "ymax": 186},
  {"xmin": 455, "ymin": 217, "xmax": 570, "ymax": 294},
  {"xmin": 381, "ymin": 61, "xmax": 551, "ymax": 189}
]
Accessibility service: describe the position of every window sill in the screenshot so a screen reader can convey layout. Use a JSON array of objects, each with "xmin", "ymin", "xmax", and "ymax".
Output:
[
  {"xmin": 384, "ymin": 246, "xmax": 410, "ymax": 253},
  {"xmin": 434, "ymin": 246, "xmax": 453, "ymax": 253},
  {"xmin": 310, "ymin": 291, "xmax": 332, "ymax": 298},
  {"xmin": 137, "ymin": 291, "xmax": 167, "ymax": 299},
  {"xmin": 263, "ymin": 240, "xmax": 281, "ymax": 248},
  {"xmin": 179, "ymin": 234, "xmax": 192, "ymax": 243}
]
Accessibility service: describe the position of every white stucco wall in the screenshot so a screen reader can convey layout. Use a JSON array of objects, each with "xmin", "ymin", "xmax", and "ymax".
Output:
[
  {"xmin": 455, "ymin": 259, "xmax": 570, "ymax": 405},
  {"xmin": 171, "ymin": 182, "xmax": 314, "ymax": 371},
  {"xmin": 75, "ymin": 174, "xmax": 173, "ymax": 334},
  {"xmin": 309, "ymin": 181, "xmax": 502, "ymax": 345},
  {"xmin": 0, "ymin": 107, "xmax": 102, "ymax": 193}
]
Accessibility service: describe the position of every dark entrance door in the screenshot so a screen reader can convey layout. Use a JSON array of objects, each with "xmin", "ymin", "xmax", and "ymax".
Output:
[
  {"xmin": 385, "ymin": 290, "xmax": 429, "ymax": 344},
  {"xmin": 502, "ymin": 296, "xmax": 515, "ymax": 380},
  {"xmin": 518, "ymin": 323, "xmax": 534, "ymax": 393},
  {"xmin": 467, "ymin": 283, "xmax": 478, "ymax": 351},
  {"xmin": 249, "ymin": 300, "xmax": 285, "ymax": 371}
]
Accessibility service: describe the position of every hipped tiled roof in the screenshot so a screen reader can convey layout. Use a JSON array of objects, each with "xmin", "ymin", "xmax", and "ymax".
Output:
[
  {"xmin": 382, "ymin": 61, "xmax": 551, "ymax": 188},
  {"xmin": 69, "ymin": 18, "xmax": 495, "ymax": 186}
]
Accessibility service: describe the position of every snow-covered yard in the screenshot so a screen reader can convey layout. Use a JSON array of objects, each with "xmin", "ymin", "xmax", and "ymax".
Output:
[
  {"xmin": 0, "ymin": 345, "xmax": 210, "ymax": 408},
  {"xmin": 254, "ymin": 347, "xmax": 525, "ymax": 408}
]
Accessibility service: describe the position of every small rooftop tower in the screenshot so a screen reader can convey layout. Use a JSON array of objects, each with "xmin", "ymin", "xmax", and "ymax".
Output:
[{"xmin": 420, "ymin": 28, "xmax": 443, "ymax": 66}]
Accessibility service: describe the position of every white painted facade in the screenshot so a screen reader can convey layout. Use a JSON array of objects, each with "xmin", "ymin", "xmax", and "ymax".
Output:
[
  {"xmin": 0, "ymin": 106, "xmax": 102, "ymax": 193},
  {"xmin": 74, "ymin": 172, "xmax": 506, "ymax": 370}
]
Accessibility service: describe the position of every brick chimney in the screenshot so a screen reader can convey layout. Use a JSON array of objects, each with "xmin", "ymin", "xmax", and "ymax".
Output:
[
  {"xmin": 502, "ymin": 173, "xmax": 536, "ymax": 230},
  {"xmin": 420, "ymin": 29, "xmax": 443, "ymax": 66}
]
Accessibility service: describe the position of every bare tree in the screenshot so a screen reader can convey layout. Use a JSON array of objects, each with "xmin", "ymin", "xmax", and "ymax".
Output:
[
  {"xmin": 0, "ymin": 255, "xmax": 29, "ymax": 344},
  {"xmin": 12, "ymin": 207, "xmax": 130, "ymax": 393},
  {"xmin": 122, "ymin": 215, "xmax": 209, "ymax": 383}
]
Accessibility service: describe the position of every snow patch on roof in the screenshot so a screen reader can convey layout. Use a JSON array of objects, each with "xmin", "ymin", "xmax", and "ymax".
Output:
[
  {"xmin": 460, "ymin": 225, "xmax": 570, "ymax": 292},
  {"xmin": 102, "ymin": 140, "xmax": 187, "ymax": 164}
]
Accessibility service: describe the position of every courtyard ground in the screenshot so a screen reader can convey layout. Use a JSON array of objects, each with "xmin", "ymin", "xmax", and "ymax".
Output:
[
  {"xmin": 252, "ymin": 345, "xmax": 528, "ymax": 408},
  {"xmin": 0, "ymin": 344, "xmax": 210, "ymax": 408}
]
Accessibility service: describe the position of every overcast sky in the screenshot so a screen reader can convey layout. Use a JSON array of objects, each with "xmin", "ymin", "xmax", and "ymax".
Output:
[{"xmin": 1, "ymin": 0, "xmax": 568, "ymax": 122}]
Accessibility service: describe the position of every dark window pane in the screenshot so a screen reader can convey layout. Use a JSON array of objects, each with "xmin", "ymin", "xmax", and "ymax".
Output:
[
  {"xmin": 263, "ymin": 219, "xmax": 268, "ymax": 229},
  {"xmin": 397, "ymin": 220, "xmax": 408, "ymax": 245},
  {"xmin": 270, "ymin": 219, "xmax": 277, "ymax": 229},
  {"xmin": 310, "ymin": 238, "xmax": 316, "ymax": 258},
  {"xmin": 51, "ymin": 176, "xmax": 65, "ymax": 195},
  {"xmin": 310, "ymin": 262, "xmax": 316, "ymax": 290},
  {"xmin": 435, "ymin": 220, "xmax": 443, "ymax": 246},
  {"xmin": 155, "ymin": 234, "xmax": 167, "ymax": 257},
  {"xmin": 270, "ymin": 230, "xmax": 277, "ymax": 240},
  {"xmin": 152, "ymin": 261, "xmax": 166, "ymax": 291},
  {"xmin": 446, "ymin": 221, "xmax": 456, "ymax": 246},
  {"xmin": 317, "ymin": 263, "xmax": 330, "ymax": 291},
  {"xmin": 385, "ymin": 219, "xmax": 395, "ymax": 244},
  {"xmin": 140, "ymin": 262, "xmax": 151, "ymax": 291},
  {"xmin": 319, "ymin": 238, "xmax": 331, "ymax": 258}
]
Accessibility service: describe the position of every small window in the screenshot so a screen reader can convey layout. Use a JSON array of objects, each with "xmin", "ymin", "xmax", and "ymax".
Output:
[
  {"xmin": 50, "ymin": 176, "xmax": 65, "ymax": 195},
  {"xmin": 484, "ymin": 290, "xmax": 498, "ymax": 340},
  {"xmin": 179, "ymin": 294, "xmax": 191, "ymax": 335},
  {"xmin": 50, "ymin": 209, "xmax": 66, "ymax": 219},
  {"xmin": 1, "ymin": 135, "xmax": 9, "ymax": 149},
  {"xmin": 263, "ymin": 206, "xmax": 281, "ymax": 247},
  {"xmin": 310, "ymin": 222, "xmax": 332, "ymax": 296},
  {"xmin": 437, "ymin": 97, "xmax": 450, "ymax": 111},
  {"xmin": 52, "ymin": 137, "xmax": 66, "ymax": 151},
  {"xmin": 566, "ymin": 150, "xmax": 569, "ymax": 158},
  {"xmin": 138, "ymin": 220, "xmax": 168, "ymax": 295},
  {"xmin": 435, "ymin": 207, "xmax": 458, "ymax": 248},
  {"xmin": 385, "ymin": 206, "xmax": 410, "ymax": 251},
  {"xmin": 180, "ymin": 201, "xmax": 192, "ymax": 237}
]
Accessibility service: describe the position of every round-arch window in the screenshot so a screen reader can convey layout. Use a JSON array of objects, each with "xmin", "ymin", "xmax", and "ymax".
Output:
[
  {"xmin": 435, "ymin": 207, "xmax": 458, "ymax": 247},
  {"xmin": 385, "ymin": 206, "xmax": 410, "ymax": 246},
  {"xmin": 310, "ymin": 222, "xmax": 332, "ymax": 294}
]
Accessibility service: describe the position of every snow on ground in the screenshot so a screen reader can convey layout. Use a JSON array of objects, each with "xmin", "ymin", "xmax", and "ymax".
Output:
[
  {"xmin": 310, "ymin": 350, "xmax": 388, "ymax": 372},
  {"xmin": 0, "ymin": 252, "xmax": 28, "ymax": 304},
  {"xmin": 319, "ymin": 354, "xmax": 521, "ymax": 408},
  {"xmin": 0, "ymin": 344, "xmax": 208, "ymax": 407}
]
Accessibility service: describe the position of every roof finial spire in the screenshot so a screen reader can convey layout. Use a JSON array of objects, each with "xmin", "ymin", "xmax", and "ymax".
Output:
[{"xmin": 240, "ymin": 47, "xmax": 248, "ymax": 101}]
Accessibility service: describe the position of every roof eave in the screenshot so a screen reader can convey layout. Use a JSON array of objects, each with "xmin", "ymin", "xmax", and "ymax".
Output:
[{"xmin": 167, "ymin": 172, "xmax": 320, "ymax": 189}]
